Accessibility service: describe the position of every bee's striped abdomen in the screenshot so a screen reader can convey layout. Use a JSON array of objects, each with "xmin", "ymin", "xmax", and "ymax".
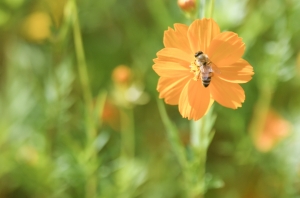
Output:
[
  {"xmin": 201, "ymin": 72, "xmax": 212, "ymax": 88},
  {"xmin": 202, "ymin": 77, "xmax": 211, "ymax": 87}
]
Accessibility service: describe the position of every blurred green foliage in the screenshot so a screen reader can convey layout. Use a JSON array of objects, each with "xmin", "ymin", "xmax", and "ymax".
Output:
[{"xmin": 0, "ymin": 0, "xmax": 300, "ymax": 197}]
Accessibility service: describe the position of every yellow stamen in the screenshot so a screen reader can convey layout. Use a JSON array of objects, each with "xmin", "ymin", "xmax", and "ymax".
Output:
[{"xmin": 190, "ymin": 61, "xmax": 200, "ymax": 81}]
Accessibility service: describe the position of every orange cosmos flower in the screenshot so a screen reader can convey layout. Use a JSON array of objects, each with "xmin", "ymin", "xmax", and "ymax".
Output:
[{"xmin": 153, "ymin": 18, "xmax": 254, "ymax": 120}]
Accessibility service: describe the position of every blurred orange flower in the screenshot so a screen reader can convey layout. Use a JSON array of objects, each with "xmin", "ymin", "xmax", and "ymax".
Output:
[
  {"xmin": 112, "ymin": 65, "xmax": 132, "ymax": 85},
  {"xmin": 153, "ymin": 18, "xmax": 254, "ymax": 120},
  {"xmin": 101, "ymin": 100, "xmax": 120, "ymax": 131},
  {"xmin": 254, "ymin": 109, "xmax": 291, "ymax": 152}
]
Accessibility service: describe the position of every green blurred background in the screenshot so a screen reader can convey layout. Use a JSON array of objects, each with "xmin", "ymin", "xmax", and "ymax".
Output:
[{"xmin": 0, "ymin": 0, "xmax": 300, "ymax": 197}]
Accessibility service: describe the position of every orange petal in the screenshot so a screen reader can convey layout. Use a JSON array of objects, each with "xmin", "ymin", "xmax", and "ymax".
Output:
[
  {"xmin": 153, "ymin": 60, "xmax": 191, "ymax": 78},
  {"xmin": 187, "ymin": 18, "xmax": 221, "ymax": 54},
  {"xmin": 163, "ymin": 24, "xmax": 192, "ymax": 54},
  {"xmin": 216, "ymin": 59, "xmax": 254, "ymax": 83},
  {"xmin": 179, "ymin": 79, "xmax": 211, "ymax": 120},
  {"xmin": 209, "ymin": 76, "xmax": 245, "ymax": 109},
  {"xmin": 204, "ymin": 98, "xmax": 215, "ymax": 115},
  {"xmin": 157, "ymin": 76, "xmax": 191, "ymax": 105},
  {"xmin": 207, "ymin": 32, "xmax": 245, "ymax": 66},
  {"xmin": 156, "ymin": 48, "xmax": 193, "ymax": 68}
]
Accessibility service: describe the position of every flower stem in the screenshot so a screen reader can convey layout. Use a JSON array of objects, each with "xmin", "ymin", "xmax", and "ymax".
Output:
[
  {"xmin": 156, "ymin": 98, "xmax": 188, "ymax": 169},
  {"xmin": 71, "ymin": 1, "xmax": 97, "ymax": 142},
  {"xmin": 199, "ymin": 0, "xmax": 206, "ymax": 18},
  {"xmin": 70, "ymin": 0, "xmax": 97, "ymax": 197},
  {"xmin": 71, "ymin": 0, "xmax": 96, "ymax": 141},
  {"xmin": 72, "ymin": 2, "xmax": 92, "ymax": 105},
  {"xmin": 120, "ymin": 107, "xmax": 135, "ymax": 159},
  {"xmin": 189, "ymin": 106, "xmax": 216, "ymax": 197},
  {"xmin": 249, "ymin": 84, "xmax": 274, "ymax": 146},
  {"xmin": 157, "ymin": 98, "xmax": 216, "ymax": 197},
  {"xmin": 209, "ymin": 0, "xmax": 215, "ymax": 18}
]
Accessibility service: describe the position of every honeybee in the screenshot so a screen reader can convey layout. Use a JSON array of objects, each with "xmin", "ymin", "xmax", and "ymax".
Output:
[{"xmin": 194, "ymin": 51, "xmax": 218, "ymax": 88}]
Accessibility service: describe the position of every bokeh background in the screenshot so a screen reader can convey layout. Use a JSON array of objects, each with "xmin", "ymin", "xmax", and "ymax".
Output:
[{"xmin": 0, "ymin": 0, "xmax": 300, "ymax": 197}]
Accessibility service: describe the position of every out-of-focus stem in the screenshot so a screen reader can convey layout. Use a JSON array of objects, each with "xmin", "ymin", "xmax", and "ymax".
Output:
[
  {"xmin": 190, "ymin": 119, "xmax": 201, "ymax": 147},
  {"xmin": 189, "ymin": 119, "xmax": 206, "ymax": 197},
  {"xmin": 249, "ymin": 85, "xmax": 274, "ymax": 144},
  {"xmin": 156, "ymin": 99, "xmax": 187, "ymax": 169},
  {"xmin": 157, "ymin": 99, "xmax": 215, "ymax": 198},
  {"xmin": 120, "ymin": 108, "xmax": 135, "ymax": 159},
  {"xmin": 71, "ymin": 0, "xmax": 96, "ymax": 141},
  {"xmin": 209, "ymin": 0, "xmax": 215, "ymax": 18},
  {"xmin": 189, "ymin": 107, "xmax": 215, "ymax": 198},
  {"xmin": 72, "ymin": 2, "xmax": 92, "ymax": 105},
  {"xmin": 199, "ymin": 0, "xmax": 206, "ymax": 18},
  {"xmin": 70, "ymin": 0, "xmax": 97, "ymax": 197}
]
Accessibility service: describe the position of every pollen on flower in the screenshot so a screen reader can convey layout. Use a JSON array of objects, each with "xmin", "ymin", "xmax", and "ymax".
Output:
[{"xmin": 189, "ymin": 61, "xmax": 201, "ymax": 81}]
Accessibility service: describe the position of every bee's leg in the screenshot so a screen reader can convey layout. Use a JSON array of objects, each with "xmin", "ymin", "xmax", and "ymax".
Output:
[{"xmin": 196, "ymin": 70, "xmax": 201, "ymax": 80}]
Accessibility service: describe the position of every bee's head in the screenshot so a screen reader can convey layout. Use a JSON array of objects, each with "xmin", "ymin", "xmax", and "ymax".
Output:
[{"xmin": 194, "ymin": 51, "xmax": 203, "ymax": 58}]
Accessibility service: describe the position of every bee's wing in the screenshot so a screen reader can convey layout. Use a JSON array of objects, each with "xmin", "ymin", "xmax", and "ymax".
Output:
[
  {"xmin": 210, "ymin": 62, "xmax": 221, "ymax": 74},
  {"xmin": 200, "ymin": 66, "xmax": 212, "ymax": 80},
  {"xmin": 200, "ymin": 65, "xmax": 205, "ymax": 72}
]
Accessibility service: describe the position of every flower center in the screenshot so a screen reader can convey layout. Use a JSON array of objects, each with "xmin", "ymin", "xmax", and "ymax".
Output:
[{"xmin": 189, "ymin": 61, "xmax": 200, "ymax": 81}]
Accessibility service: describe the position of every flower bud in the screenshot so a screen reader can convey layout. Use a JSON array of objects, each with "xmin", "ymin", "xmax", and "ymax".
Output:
[
  {"xmin": 112, "ymin": 65, "xmax": 132, "ymax": 85},
  {"xmin": 177, "ymin": 0, "xmax": 196, "ymax": 12}
]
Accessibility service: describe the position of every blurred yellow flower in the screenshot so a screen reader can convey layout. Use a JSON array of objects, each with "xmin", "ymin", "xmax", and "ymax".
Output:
[
  {"xmin": 17, "ymin": 145, "xmax": 39, "ymax": 166},
  {"xmin": 153, "ymin": 18, "xmax": 254, "ymax": 120},
  {"xmin": 253, "ymin": 109, "xmax": 291, "ymax": 152},
  {"xmin": 22, "ymin": 12, "xmax": 51, "ymax": 42}
]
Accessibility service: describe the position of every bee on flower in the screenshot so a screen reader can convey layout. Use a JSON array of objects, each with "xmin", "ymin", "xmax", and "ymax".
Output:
[{"xmin": 153, "ymin": 18, "xmax": 254, "ymax": 120}]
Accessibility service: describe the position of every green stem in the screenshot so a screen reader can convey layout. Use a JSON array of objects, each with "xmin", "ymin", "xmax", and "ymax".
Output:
[
  {"xmin": 71, "ymin": 0, "xmax": 96, "ymax": 140},
  {"xmin": 248, "ymin": 85, "xmax": 274, "ymax": 145},
  {"xmin": 70, "ymin": 0, "xmax": 97, "ymax": 197},
  {"xmin": 190, "ymin": 119, "xmax": 201, "ymax": 147},
  {"xmin": 156, "ymin": 98, "xmax": 187, "ymax": 169},
  {"xmin": 72, "ymin": 2, "xmax": 92, "ymax": 108},
  {"xmin": 157, "ymin": 98, "xmax": 216, "ymax": 197},
  {"xmin": 120, "ymin": 108, "xmax": 135, "ymax": 159},
  {"xmin": 249, "ymin": 56, "xmax": 279, "ymax": 148},
  {"xmin": 189, "ymin": 107, "xmax": 215, "ymax": 197},
  {"xmin": 209, "ymin": 0, "xmax": 215, "ymax": 18},
  {"xmin": 71, "ymin": 0, "xmax": 96, "ymax": 141},
  {"xmin": 189, "ymin": 120, "xmax": 206, "ymax": 197},
  {"xmin": 199, "ymin": 0, "xmax": 206, "ymax": 18}
]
